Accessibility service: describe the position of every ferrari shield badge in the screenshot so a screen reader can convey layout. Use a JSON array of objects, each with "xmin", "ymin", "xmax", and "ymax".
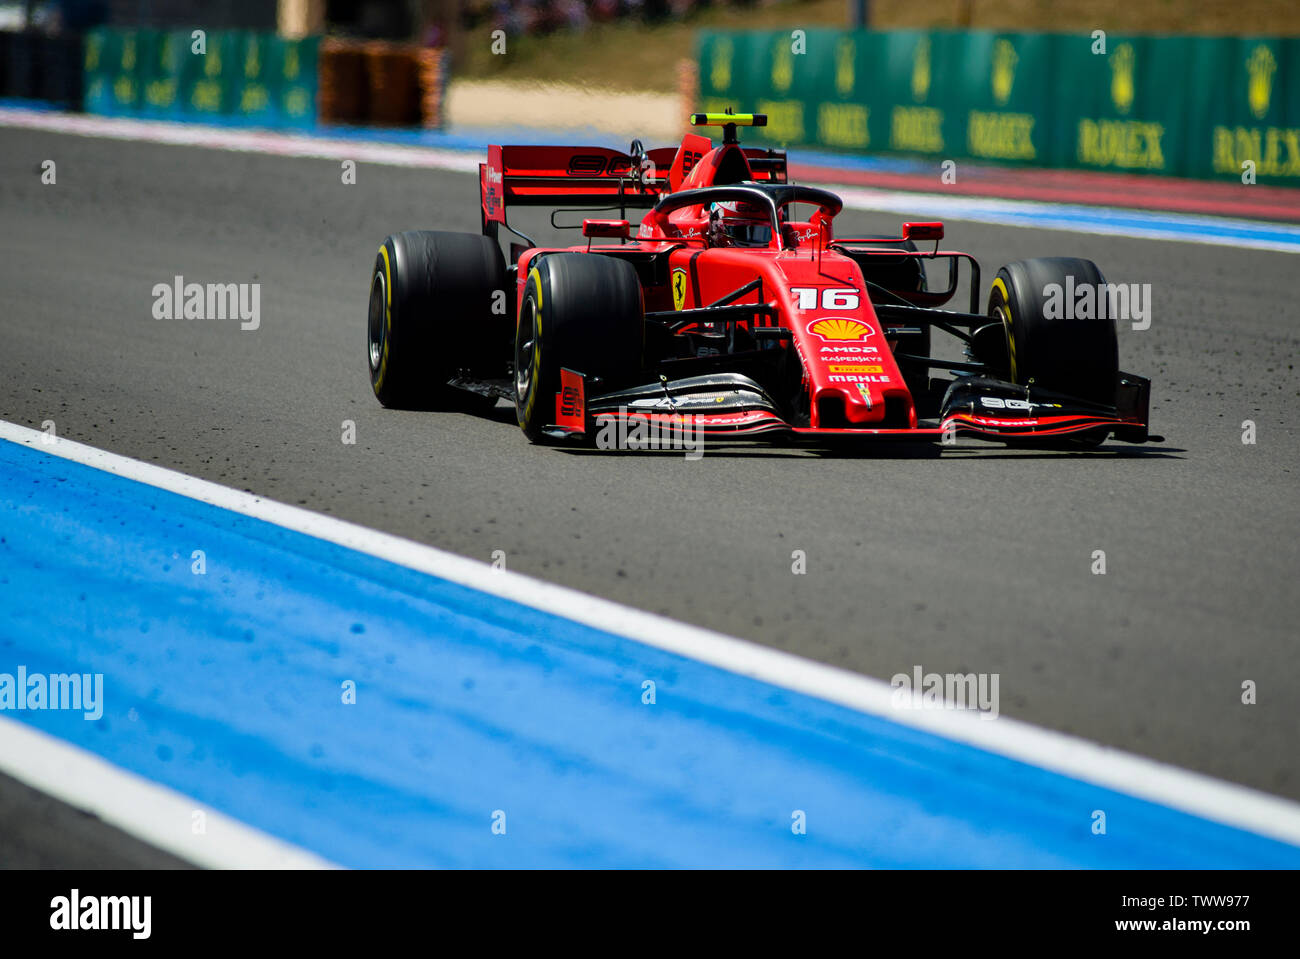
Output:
[{"xmin": 671, "ymin": 268, "xmax": 688, "ymax": 310}]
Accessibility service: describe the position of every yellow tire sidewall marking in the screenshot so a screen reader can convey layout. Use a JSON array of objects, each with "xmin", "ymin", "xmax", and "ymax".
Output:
[
  {"xmin": 520, "ymin": 267, "xmax": 544, "ymax": 425},
  {"xmin": 374, "ymin": 244, "xmax": 393, "ymax": 390},
  {"xmin": 991, "ymin": 275, "xmax": 1017, "ymax": 383}
]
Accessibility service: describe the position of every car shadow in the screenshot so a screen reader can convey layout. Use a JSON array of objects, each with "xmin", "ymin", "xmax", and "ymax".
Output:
[
  {"xmin": 556, "ymin": 441, "xmax": 1186, "ymax": 460},
  {"xmin": 458, "ymin": 403, "xmax": 1186, "ymax": 460}
]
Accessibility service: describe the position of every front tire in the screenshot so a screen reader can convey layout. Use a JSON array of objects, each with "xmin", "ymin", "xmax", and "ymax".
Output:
[
  {"xmin": 368, "ymin": 230, "xmax": 506, "ymax": 410},
  {"xmin": 514, "ymin": 253, "xmax": 644, "ymax": 443},
  {"xmin": 984, "ymin": 257, "xmax": 1118, "ymax": 405}
]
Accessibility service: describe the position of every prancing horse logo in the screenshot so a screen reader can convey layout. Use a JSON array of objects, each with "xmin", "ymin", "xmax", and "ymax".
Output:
[{"xmin": 672, "ymin": 268, "xmax": 688, "ymax": 310}]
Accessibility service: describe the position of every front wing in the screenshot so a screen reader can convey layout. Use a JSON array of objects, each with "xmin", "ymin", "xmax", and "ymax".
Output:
[{"xmin": 535, "ymin": 370, "xmax": 1156, "ymax": 446}]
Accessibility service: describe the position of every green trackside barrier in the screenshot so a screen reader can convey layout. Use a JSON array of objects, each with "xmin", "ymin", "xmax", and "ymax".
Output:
[
  {"xmin": 83, "ymin": 27, "xmax": 138, "ymax": 115},
  {"xmin": 83, "ymin": 27, "xmax": 318, "ymax": 129},
  {"xmin": 951, "ymin": 31, "xmax": 1055, "ymax": 165},
  {"xmin": 81, "ymin": 27, "xmax": 115, "ymax": 115},
  {"xmin": 1187, "ymin": 36, "xmax": 1300, "ymax": 181},
  {"xmin": 697, "ymin": 28, "xmax": 1300, "ymax": 184},
  {"xmin": 139, "ymin": 31, "xmax": 185, "ymax": 120},
  {"xmin": 1047, "ymin": 34, "xmax": 1188, "ymax": 175},
  {"xmin": 277, "ymin": 34, "xmax": 318, "ymax": 126}
]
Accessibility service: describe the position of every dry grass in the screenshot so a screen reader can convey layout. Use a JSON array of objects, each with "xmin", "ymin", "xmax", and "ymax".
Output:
[
  {"xmin": 453, "ymin": 0, "xmax": 1300, "ymax": 92},
  {"xmin": 879, "ymin": 0, "xmax": 1300, "ymax": 34}
]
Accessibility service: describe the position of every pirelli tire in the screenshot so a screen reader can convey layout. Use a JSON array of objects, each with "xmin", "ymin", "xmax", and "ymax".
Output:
[
  {"xmin": 985, "ymin": 257, "xmax": 1119, "ymax": 406},
  {"xmin": 367, "ymin": 230, "xmax": 506, "ymax": 410},
  {"xmin": 514, "ymin": 253, "xmax": 644, "ymax": 443}
]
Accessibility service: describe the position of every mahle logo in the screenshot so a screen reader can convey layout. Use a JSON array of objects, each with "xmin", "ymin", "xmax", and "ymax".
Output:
[
  {"xmin": 710, "ymin": 38, "xmax": 732, "ymax": 92},
  {"xmin": 1109, "ymin": 43, "xmax": 1135, "ymax": 115},
  {"xmin": 1247, "ymin": 44, "xmax": 1277, "ymax": 119},
  {"xmin": 991, "ymin": 38, "xmax": 1018, "ymax": 106},
  {"xmin": 911, "ymin": 36, "xmax": 931, "ymax": 102}
]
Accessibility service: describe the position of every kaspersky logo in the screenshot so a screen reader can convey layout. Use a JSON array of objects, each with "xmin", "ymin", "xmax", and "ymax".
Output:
[{"xmin": 807, "ymin": 317, "xmax": 874, "ymax": 342}]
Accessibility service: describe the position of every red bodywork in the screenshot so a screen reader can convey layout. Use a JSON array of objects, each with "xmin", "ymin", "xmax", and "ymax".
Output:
[{"xmin": 479, "ymin": 128, "xmax": 1152, "ymax": 443}]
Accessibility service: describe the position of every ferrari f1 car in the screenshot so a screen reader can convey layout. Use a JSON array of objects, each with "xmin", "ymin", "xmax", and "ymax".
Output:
[{"xmin": 366, "ymin": 112, "xmax": 1155, "ymax": 447}]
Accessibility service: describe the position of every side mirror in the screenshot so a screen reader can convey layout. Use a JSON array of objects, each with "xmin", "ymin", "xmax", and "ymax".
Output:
[
  {"xmin": 902, "ymin": 221, "xmax": 944, "ymax": 243},
  {"xmin": 582, "ymin": 218, "xmax": 631, "ymax": 239}
]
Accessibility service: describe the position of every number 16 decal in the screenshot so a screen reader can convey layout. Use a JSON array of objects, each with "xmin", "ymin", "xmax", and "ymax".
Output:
[{"xmin": 792, "ymin": 287, "xmax": 860, "ymax": 310}]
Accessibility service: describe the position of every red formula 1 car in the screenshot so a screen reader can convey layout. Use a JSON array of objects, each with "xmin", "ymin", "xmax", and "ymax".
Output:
[{"xmin": 366, "ymin": 112, "xmax": 1155, "ymax": 448}]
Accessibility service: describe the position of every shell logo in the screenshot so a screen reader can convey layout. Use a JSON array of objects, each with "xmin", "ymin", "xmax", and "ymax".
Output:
[{"xmin": 808, "ymin": 317, "xmax": 873, "ymax": 342}]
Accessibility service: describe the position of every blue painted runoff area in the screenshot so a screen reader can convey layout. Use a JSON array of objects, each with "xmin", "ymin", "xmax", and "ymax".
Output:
[{"xmin": 1, "ymin": 437, "xmax": 1298, "ymax": 867}]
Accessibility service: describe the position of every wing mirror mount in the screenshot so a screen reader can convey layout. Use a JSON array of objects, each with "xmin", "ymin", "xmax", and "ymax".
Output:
[
  {"xmin": 902, "ymin": 221, "xmax": 944, "ymax": 255},
  {"xmin": 582, "ymin": 218, "xmax": 631, "ymax": 239}
]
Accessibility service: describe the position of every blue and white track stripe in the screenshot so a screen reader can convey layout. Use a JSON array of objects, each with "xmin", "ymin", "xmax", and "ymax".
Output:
[
  {"xmin": 2, "ymin": 420, "xmax": 1299, "ymax": 867},
  {"xmin": 833, "ymin": 186, "xmax": 1300, "ymax": 254}
]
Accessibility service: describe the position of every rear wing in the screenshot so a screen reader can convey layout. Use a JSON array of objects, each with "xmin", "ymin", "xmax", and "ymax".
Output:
[
  {"xmin": 479, "ymin": 145, "xmax": 672, "ymax": 236},
  {"xmin": 478, "ymin": 143, "xmax": 787, "ymax": 237},
  {"xmin": 743, "ymin": 148, "xmax": 788, "ymax": 181}
]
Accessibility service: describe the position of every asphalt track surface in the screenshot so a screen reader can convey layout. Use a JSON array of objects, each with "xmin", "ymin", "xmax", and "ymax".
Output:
[{"xmin": 0, "ymin": 126, "xmax": 1297, "ymax": 865}]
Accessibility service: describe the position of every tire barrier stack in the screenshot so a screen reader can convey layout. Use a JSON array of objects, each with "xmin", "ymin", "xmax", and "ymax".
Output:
[
  {"xmin": 318, "ymin": 38, "xmax": 444, "ymax": 128},
  {"xmin": 0, "ymin": 30, "xmax": 85, "ymax": 109}
]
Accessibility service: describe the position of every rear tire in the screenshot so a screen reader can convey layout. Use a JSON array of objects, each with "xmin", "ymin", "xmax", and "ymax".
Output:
[
  {"xmin": 514, "ymin": 254, "xmax": 644, "ymax": 443},
  {"xmin": 367, "ymin": 230, "xmax": 506, "ymax": 410},
  {"xmin": 985, "ymin": 257, "xmax": 1118, "ymax": 405}
]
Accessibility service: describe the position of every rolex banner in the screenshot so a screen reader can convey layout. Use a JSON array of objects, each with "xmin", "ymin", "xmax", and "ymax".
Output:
[
  {"xmin": 83, "ymin": 28, "xmax": 318, "ymax": 129},
  {"xmin": 697, "ymin": 29, "xmax": 1300, "ymax": 183}
]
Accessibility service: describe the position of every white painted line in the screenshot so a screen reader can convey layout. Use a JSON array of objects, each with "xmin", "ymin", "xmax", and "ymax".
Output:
[
  {"xmin": 4, "ymin": 418, "xmax": 1300, "ymax": 850},
  {"xmin": 0, "ymin": 714, "xmax": 335, "ymax": 869},
  {"xmin": 0, "ymin": 106, "xmax": 480, "ymax": 172},
  {"xmin": 4, "ymin": 106, "xmax": 1297, "ymax": 251}
]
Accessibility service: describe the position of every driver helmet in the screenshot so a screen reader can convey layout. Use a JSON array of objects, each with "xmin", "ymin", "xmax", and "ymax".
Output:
[{"xmin": 707, "ymin": 196, "xmax": 774, "ymax": 248}]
